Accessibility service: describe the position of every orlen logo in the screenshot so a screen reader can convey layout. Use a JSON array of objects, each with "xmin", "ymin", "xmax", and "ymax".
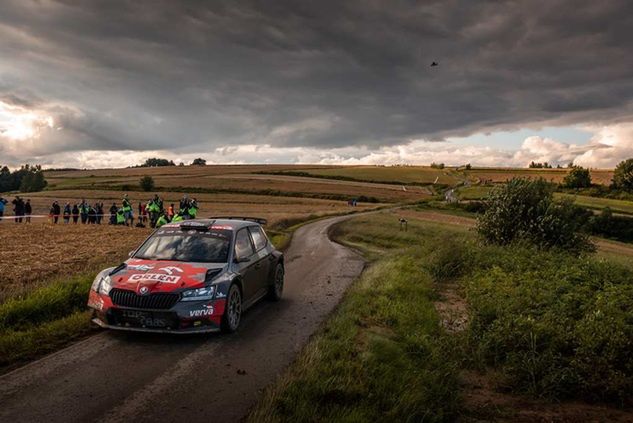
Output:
[
  {"xmin": 129, "ymin": 274, "xmax": 181, "ymax": 284},
  {"xmin": 159, "ymin": 266, "xmax": 183, "ymax": 275}
]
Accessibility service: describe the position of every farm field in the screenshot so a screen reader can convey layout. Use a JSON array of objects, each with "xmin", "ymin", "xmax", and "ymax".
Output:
[
  {"xmin": 557, "ymin": 193, "xmax": 633, "ymax": 215},
  {"xmin": 44, "ymin": 166, "xmax": 429, "ymax": 203},
  {"xmin": 466, "ymin": 167, "xmax": 614, "ymax": 185}
]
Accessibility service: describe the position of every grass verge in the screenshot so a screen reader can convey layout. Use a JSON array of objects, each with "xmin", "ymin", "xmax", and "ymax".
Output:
[{"xmin": 248, "ymin": 215, "xmax": 464, "ymax": 422}]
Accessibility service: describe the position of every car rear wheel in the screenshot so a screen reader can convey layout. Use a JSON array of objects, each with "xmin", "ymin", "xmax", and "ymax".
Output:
[
  {"xmin": 221, "ymin": 284, "xmax": 242, "ymax": 333},
  {"xmin": 267, "ymin": 263, "xmax": 284, "ymax": 301}
]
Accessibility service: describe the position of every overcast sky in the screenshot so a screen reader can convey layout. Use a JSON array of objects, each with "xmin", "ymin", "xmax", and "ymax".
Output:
[{"xmin": 1, "ymin": 0, "xmax": 632, "ymax": 168}]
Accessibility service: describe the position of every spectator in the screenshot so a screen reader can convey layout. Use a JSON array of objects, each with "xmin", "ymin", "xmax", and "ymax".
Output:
[
  {"xmin": 51, "ymin": 201, "xmax": 61, "ymax": 224},
  {"xmin": 12, "ymin": 196, "xmax": 24, "ymax": 223},
  {"xmin": 109, "ymin": 203, "xmax": 118, "ymax": 225},
  {"xmin": 72, "ymin": 204, "xmax": 79, "ymax": 224},
  {"xmin": 96, "ymin": 202, "xmax": 104, "ymax": 224},
  {"xmin": 0, "ymin": 197, "xmax": 7, "ymax": 221},
  {"xmin": 63, "ymin": 203, "xmax": 71, "ymax": 224},
  {"xmin": 88, "ymin": 204, "xmax": 97, "ymax": 224},
  {"xmin": 168, "ymin": 203, "xmax": 175, "ymax": 220},
  {"xmin": 24, "ymin": 199, "xmax": 32, "ymax": 222},
  {"xmin": 79, "ymin": 199, "xmax": 89, "ymax": 224}
]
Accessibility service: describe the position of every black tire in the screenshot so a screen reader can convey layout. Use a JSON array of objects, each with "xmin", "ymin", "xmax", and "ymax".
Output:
[
  {"xmin": 267, "ymin": 263, "xmax": 284, "ymax": 301},
  {"xmin": 221, "ymin": 284, "xmax": 242, "ymax": 333}
]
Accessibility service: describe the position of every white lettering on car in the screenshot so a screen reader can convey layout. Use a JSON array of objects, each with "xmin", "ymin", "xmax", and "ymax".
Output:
[
  {"xmin": 189, "ymin": 306, "xmax": 214, "ymax": 317},
  {"xmin": 129, "ymin": 274, "xmax": 181, "ymax": 284},
  {"xmin": 128, "ymin": 264, "xmax": 154, "ymax": 271}
]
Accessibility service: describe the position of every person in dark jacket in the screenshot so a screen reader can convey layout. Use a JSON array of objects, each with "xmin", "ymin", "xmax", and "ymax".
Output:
[
  {"xmin": 63, "ymin": 203, "xmax": 71, "ymax": 224},
  {"xmin": 12, "ymin": 196, "xmax": 25, "ymax": 223},
  {"xmin": 24, "ymin": 199, "xmax": 32, "ymax": 223},
  {"xmin": 79, "ymin": 199, "xmax": 89, "ymax": 224},
  {"xmin": 109, "ymin": 203, "xmax": 118, "ymax": 225},
  {"xmin": 72, "ymin": 204, "xmax": 79, "ymax": 223},
  {"xmin": 51, "ymin": 201, "xmax": 61, "ymax": 224},
  {"xmin": 88, "ymin": 204, "xmax": 97, "ymax": 224},
  {"xmin": 96, "ymin": 202, "xmax": 104, "ymax": 224}
]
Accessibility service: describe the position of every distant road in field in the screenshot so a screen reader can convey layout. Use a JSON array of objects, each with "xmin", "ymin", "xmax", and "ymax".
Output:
[{"xmin": 0, "ymin": 215, "xmax": 366, "ymax": 423}]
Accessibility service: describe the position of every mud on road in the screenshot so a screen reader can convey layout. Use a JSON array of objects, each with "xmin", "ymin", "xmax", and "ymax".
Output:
[{"xmin": 0, "ymin": 215, "xmax": 365, "ymax": 423}]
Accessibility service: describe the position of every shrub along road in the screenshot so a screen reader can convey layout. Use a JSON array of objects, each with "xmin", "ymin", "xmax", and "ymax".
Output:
[{"xmin": 0, "ymin": 214, "xmax": 366, "ymax": 423}]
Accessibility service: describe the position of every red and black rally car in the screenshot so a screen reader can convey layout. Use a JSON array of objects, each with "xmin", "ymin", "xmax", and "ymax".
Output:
[{"xmin": 88, "ymin": 217, "xmax": 284, "ymax": 333}]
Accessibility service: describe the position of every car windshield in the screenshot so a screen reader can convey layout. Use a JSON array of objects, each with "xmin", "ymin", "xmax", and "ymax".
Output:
[{"xmin": 134, "ymin": 228, "xmax": 232, "ymax": 263}]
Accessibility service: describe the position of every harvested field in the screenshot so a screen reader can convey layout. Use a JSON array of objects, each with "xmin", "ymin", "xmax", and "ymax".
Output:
[
  {"xmin": 467, "ymin": 167, "xmax": 614, "ymax": 185},
  {"xmin": 0, "ymin": 223, "xmax": 151, "ymax": 301}
]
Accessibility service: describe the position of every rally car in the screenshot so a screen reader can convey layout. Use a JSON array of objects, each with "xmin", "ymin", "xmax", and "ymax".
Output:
[{"xmin": 88, "ymin": 217, "xmax": 284, "ymax": 333}]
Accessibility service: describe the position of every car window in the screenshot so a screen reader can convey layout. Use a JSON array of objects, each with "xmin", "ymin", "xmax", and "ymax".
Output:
[
  {"xmin": 248, "ymin": 226, "xmax": 267, "ymax": 251},
  {"xmin": 234, "ymin": 228, "xmax": 255, "ymax": 259},
  {"xmin": 134, "ymin": 229, "xmax": 231, "ymax": 263}
]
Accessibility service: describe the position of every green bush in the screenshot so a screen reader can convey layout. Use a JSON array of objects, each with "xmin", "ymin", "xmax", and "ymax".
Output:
[
  {"xmin": 612, "ymin": 158, "xmax": 633, "ymax": 192},
  {"xmin": 464, "ymin": 246, "xmax": 633, "ymax": 404},
  {"xmin": 477, "ymin": 178, "xmax": 594, "ymax": 254},
  {"xmin": 563, "ymin": 166, "xmax": 592, "ymax": 188},
  {"xmin": 139, "ymin": 175, "xmax": 155, "ymax": 192}
]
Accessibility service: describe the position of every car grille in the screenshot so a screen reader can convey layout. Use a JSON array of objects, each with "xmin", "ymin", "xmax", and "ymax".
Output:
[{"xmin": 109, "ymin": 288, "xmax": 180, "ymax": 310}]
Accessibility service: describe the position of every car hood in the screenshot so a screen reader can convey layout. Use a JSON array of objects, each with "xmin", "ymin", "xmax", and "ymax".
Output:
[{"xmin": 109, "ymin": 259, "xmax": 226, "ymax": 294}]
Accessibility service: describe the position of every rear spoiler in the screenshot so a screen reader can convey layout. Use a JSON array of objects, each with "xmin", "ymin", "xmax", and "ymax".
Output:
[{"xmin": 208, "ymin": 216, "xmax": 268, "ymax": 225}]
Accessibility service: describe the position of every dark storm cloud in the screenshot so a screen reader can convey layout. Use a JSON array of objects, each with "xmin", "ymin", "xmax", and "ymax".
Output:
[{"xmin": 1, "ymin": 0, "xmax": 632, "ymax": 157}]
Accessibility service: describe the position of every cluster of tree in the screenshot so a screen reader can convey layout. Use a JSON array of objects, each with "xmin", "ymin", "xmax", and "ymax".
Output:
[
  {"xmin": 430, "ymin": 162, "xmax": 445, "ymax": 169},
  {"xmin": 528, "ymin": 161, "xmax": 553, "ymax": 168},
  {"xmin": 560, "ymin": 158, "xmax": 633, "ymax": 192},
  {"xmin": 0, "ymin": 164, "xmax": 48, "ymax": 193},
  {"xmin": 139, "ymin": 158, "xmax": 176, "ymax": 167},
  {"xmin": 191, "ymin": 158, "xmax": 206, "ymax": 166}
]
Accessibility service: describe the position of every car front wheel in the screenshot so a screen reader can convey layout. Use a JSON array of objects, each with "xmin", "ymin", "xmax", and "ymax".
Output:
[
  {"xmin": 267, "ymin": 263, "xmax": 284, "ymax": 301},
  {"xmin": 221, "ymin": 284, "xmax": 242, "ymax": 333}
]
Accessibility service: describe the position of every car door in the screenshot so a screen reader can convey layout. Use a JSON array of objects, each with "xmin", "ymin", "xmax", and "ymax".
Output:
[
  {"xmin": 248, "ymin": 225, "xmax": 272, "ymax": 293},
  {"xmin": 233, "ymin": 228, "xmax": 259, "ymax": 302}
]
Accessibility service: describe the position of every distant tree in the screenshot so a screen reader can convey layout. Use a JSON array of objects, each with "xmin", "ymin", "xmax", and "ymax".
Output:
[
  {"xmin": 465, "ymin": 163, "xmax": 472, "ymax": 170},
  {"xmin": 563, "ymin": 166, "xmax": 592, "ymax": 188},
  {"xmin": 139, "ymin": 176, "xmax": 155, "ymax": 192},
  {"xmin": 430, "ymin": 162, "xmax": 445, "ymax": 169},
  {"xmin": 477, "ymin": 178, "xmax": 594, "ymax": 254},
  {"xmin": 178, "ymin": 162, "xmax": 185, "ymax": 167},
  {"xmin": 567, "ymin": 162, "xmax": 575, "ymax": 168},
  {"xmin": 141, "ymin": 158, "xmax": 175, "ymax": 167},
  {"xmin": 612, "ymin": 158, "xmax": 633, "ymax": 192},
  {"xmin": 0, "ymin": 166, "xmax": 12, "ymax": 192},
  {"xmin": 191, "ymin": 158, "xmax": 207, "ymax": 166},
  {"xmin": 529, "ymin": 161, "xmax": 553, "ymax": 169}
]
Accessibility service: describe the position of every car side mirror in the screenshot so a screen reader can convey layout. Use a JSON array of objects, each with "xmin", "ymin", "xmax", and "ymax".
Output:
[{"xmin": 234, "ymin": 256, "xmax": 250, "ymax": 263}]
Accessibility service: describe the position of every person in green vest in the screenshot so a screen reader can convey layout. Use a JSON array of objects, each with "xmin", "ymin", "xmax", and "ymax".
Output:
[
  {"xmin": 116, "ymin": 208, "xmax": 126, "ymax": 225},
  {"xmin": 122, "ymin": 194, "xmax": 133, "ymax": 226},
  {"xmin": 171, "ymin": 212, "xmax": 184, "ymax": 223},
  {"xmin": 187, "ymin": 198, "xmax": 198, "ymax": 219},
  {"xmin": 155, "ymin": 211, "xmax": 169, "ymax": 228},
  {"xmin": 147, "ymin": 196, "xmax": 162, "ymax": 228}
]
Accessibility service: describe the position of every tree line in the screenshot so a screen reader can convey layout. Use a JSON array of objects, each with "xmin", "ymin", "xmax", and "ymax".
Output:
[{"xmin": 0, "ymin": 165, "xmax": 47, "ymax": 193}]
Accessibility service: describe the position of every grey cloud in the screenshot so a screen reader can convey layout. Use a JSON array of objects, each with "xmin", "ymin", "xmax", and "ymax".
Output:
[{"xmin": 0, "ymin": 0, "xmax": 632, "ymax": 160}]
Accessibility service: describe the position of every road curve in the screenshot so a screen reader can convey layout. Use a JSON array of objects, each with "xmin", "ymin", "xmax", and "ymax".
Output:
[{"xmin": 0, "ymin": 215, "xmax": 365, "ymax": 423}]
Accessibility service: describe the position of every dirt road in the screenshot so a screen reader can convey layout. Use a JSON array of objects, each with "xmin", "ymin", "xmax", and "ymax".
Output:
[{"xmin": 0, "ymin": 215, "xmax": 365, "ymax": 423}]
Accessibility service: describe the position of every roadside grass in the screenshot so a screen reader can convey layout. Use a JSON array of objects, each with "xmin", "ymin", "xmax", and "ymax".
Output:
[
  {"xmin": 250, "ymin": 212, "xmax": 633, "ymax": 422},
  {"xmin": 249, "ymin": 215, "xmax": 466, "ymax": 422},
  {"xmin": 0, "ymin": 272, "xmax": 95, "ymax": 368}
]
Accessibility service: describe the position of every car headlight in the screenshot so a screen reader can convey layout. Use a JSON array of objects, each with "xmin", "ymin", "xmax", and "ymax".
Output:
[
  {"xmin": 181, "ymin": 286, "xmax": 215, "ymax": 301},
  {"xmin": 91, "ymin": 271, "xmax": 112, "ymax": 295}
]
